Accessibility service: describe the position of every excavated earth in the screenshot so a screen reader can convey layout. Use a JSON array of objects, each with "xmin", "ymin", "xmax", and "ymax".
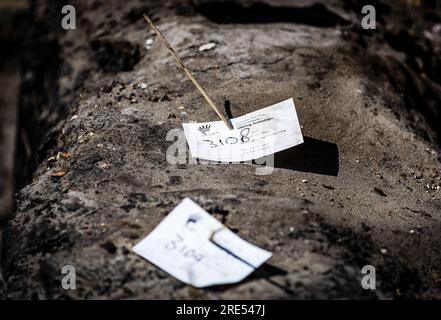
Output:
[{"xmin": 1, "ymin": 0, "xmax": 441, "ymax": 299}]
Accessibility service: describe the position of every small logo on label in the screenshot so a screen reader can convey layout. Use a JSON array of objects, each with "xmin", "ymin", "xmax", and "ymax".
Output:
[
  {"xmin": 186, "ymin": 213, "xmax": 202, "ymax": 226},
  {"xmin": 198, "ymin": 125, "xmax": 211, "ymax": 135}
]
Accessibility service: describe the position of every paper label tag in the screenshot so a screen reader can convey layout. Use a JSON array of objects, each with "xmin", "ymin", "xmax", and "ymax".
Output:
[
  {"xmin": 182, "ymin": 98, "xmax": 303, "ymax": 162},
  {"xmin": 132, "ymin": 198, "xmax": 272, "ymax": 288}
]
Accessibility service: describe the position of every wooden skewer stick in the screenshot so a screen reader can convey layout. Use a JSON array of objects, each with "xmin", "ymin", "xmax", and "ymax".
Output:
[{"xmin": 143, "ymin": 14, "xmax": 233, "ymax": 129}]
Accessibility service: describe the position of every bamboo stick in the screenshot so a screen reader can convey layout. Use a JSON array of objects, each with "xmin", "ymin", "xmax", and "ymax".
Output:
[{"xmin": 143, "ymin": 14, "xmax": 233, "ymax": 129}]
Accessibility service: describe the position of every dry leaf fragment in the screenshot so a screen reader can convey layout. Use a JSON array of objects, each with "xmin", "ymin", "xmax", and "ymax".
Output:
[
  {"xmin": 61, "ymin": 152, "xmax": 72, "ymax": 159},
  {"xmin": 51, "ymin": 169, "xmax": 68, "ymax": 177}
]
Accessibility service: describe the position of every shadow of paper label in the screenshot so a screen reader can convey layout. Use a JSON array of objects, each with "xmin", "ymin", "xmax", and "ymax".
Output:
[{"xmin": 272, "ymin": 136, "xmax": 339, "ymax": 176}]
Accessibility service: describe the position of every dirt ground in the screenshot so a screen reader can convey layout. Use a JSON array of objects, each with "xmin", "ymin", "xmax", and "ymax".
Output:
[{"xmin": 1, "ymin": 0, "xmax": 441, "ymax": 299}]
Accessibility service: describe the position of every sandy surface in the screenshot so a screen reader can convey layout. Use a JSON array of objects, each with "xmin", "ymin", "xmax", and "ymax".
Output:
[{"xmin": 1, "ymin": 0, "xmax": 441, "ymax": 299}]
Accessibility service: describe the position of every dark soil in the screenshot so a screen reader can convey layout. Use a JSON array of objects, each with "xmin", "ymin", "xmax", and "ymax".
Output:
[{"xmin": 1, "ymin": 0, "xmax": 441, "ymax": 299}]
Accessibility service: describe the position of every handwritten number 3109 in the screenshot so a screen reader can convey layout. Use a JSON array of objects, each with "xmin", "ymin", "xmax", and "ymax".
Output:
[
  {"xmin": 203, "ymin": 128, "xmax": 250, "ymax": 148},
  {"xmin": 164, "ymin": 234, "xmax": 204, "ymax": 264}
]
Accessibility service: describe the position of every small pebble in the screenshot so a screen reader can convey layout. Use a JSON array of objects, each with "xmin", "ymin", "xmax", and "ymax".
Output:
[
  {"xmin": 199, "ymin": 42, "xmax": 216, "ymax": 52},
  {"xmin": 380, "ymin": 248, "xmax": 387, "ymax": 254},
  {"xmin": 301, "ymin": 179, "xmax": 308, "ymax": 183},
  {"xmin": 145, "ymin": 38, "xmax": 153, "ymax": 50}
]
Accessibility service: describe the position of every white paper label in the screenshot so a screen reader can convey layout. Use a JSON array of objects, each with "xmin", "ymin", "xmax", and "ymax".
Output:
[
  {"xmin": 182, "ymin": 98, "xmax": 303, "ymax": 162},
  {"xmin": 132, "ymin": 198, "xmax": 272, "ymax": 288}
]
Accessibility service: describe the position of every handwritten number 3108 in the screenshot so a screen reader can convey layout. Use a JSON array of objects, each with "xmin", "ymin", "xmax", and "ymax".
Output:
[{"xmin": 203, "ymin": 128, "xmax": 250, "ymax": 148}]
